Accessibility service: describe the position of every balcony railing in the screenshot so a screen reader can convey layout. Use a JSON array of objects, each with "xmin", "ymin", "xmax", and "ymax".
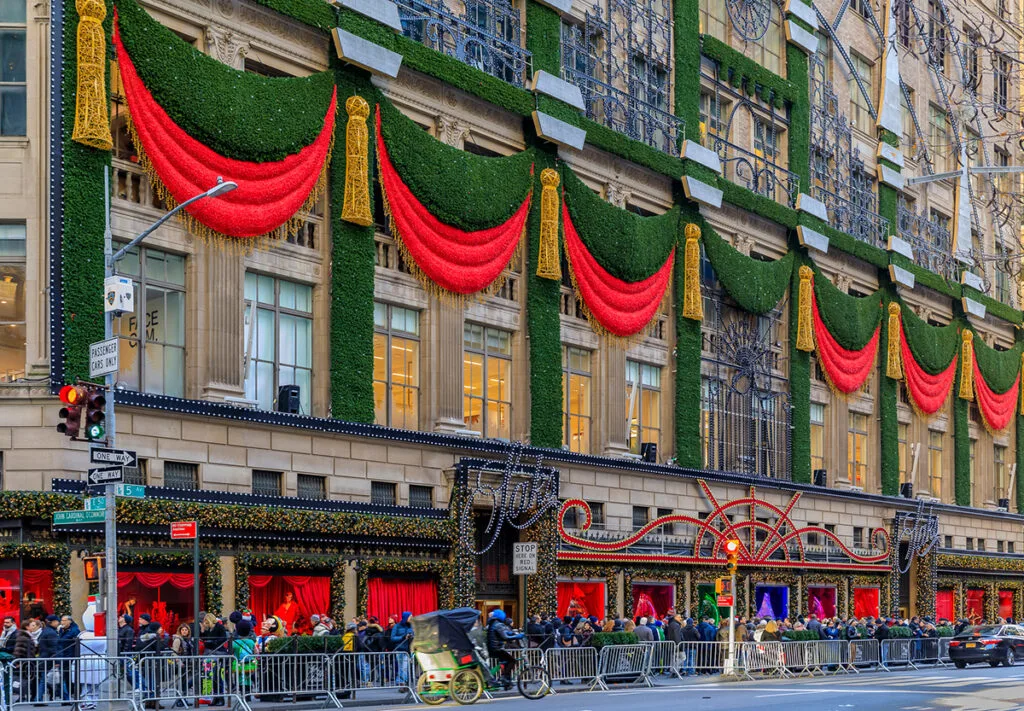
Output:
[
  {"xmin": 706, "ymin": 134, "xmax": 799, "ymax": 207},
  {"xmin": 396, "ymin": 0, "xmax": 531, "ymax": 88},
  {"xmin": 812, "ymin": 186, "xmax": 890, "ymax": 248},
  {"xmin": 563, "ymin": 68, "xmax": 684, "ymax": 156},
  {"xmin": 896, "ymin": 199, "xmax": 958, "ymax": 282}
]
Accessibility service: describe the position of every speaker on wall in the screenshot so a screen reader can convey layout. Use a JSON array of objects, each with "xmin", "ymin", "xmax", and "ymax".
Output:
[
  {"xmin": 277, "ymin": 385, "xmax": 301, "ymax": 414},
  {"xmin": 813, "ymin": 469, "xmax": 827, "ymax": 487}
]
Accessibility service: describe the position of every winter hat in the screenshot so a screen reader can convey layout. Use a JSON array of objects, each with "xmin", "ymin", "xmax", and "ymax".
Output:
[
  {"xmin": 401, "ymin": 612, "xmax": 412, "ymax": 622},
  {"xmin": 236, "ymin": 620, "xmax": 252, "ymax": 637},
  {"xmin": 139, "ymin": 614, "xmax": 152, "ymax": 623},
  {"xmin": 311, "ymin": 615, "xmax": 321, "ymax": 624},
  {"xmin": 45, "ymin": 615, "xmax": 60, "ymax": 623},
  {"xmin": 121, "ymin": 614, "xmax": 133, "ymax": 625},
  {"xmin": 229, "ymin": 611, "xmax": 242, "ymax": 625}
]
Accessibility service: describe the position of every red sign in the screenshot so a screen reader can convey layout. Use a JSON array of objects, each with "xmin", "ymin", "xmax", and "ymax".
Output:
[
  {"xmin": 717, "ymin": 595, "xmax": 734, "ymax": 607},
  {"xmin": 170, "ymin": 521, "xmax": 197, "ymax": 539}
]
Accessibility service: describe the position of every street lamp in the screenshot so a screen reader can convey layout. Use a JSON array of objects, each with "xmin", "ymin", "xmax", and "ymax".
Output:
[{"xmin": 100, "ymin": 169, "xmax": 236, "ymax": 646}]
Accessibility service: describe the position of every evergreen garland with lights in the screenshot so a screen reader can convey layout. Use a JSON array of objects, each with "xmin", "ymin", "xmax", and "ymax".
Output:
[{"xmin": 0, "ymin": 543, "xmax": 72, "ymax": 616}]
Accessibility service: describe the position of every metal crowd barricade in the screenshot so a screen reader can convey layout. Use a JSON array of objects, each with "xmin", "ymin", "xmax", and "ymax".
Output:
[
  {"xmin": 911, "ymin": 637, "xmax": 945, "ymax": 667},
  {"xmin": 938, "ymin": 637, "xmax": 952, "ymax": 663},
  {"xmin": 807, "ymin": 640, "xmax": 853, "ymax": 674},
  {"xmin": 330, "ymin": 650, "xmax": 417, "ymax": 701},
  {"xmin": 881, "ymin": 638, "xmax": 916, "ymax": 670},
  {"xmin": 596, "ymin": 644, "xmax": 652, "ymax": 689},
  {"xmin": 249, "ymin": 653, "xmax": 339, "ymax": 707},
  {"xmin": 8, "ymin": 655, "xmax": 139, "ymax": 711},
  {"xmin": 543, "ymin": 647, "xmax": 599, "ymax": 687},
  {"xmin": 643, "ymin": 641, "xmax": 683, "ymax": 679},
  {"xmin": 676, "ymin": 641, "xmax": 730, "ymax": 676},
  {"xmin": 507, "ymin": 648, "xmax": 544, "ymax": 681},
  {"xmin": 848, "ymin": 639, "xmax": 881, "ymax": 670},
  {"xmin": 739, "ymin": 641, "xmax": 790, "ymax": 678},
  {"xmin": 780, "ymin": 641, "xmax": 815, "ymax": 676},
  {"xmin": 137, "ymin": 652, "xmax": 242, "ymax": 711}
]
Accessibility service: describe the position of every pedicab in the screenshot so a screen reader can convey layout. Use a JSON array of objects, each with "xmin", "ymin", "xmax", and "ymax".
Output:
[{"xmin": 411, "ymin": 608, "xmax": 550, "ymax": 704}]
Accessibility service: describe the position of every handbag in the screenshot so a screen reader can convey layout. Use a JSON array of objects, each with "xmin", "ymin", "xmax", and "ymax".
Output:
[{"xmin": 45, "ymin": 666, "xmax": 61, "ymax": 689}]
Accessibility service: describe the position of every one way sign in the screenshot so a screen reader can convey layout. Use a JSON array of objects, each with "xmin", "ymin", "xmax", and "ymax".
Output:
[
  {"xmin": 88, "ymin": 467, "xmax": 123, "ymax": 486},
  {"xmin": 89, "ymin": 447, "xmax": 137, "ymax": 469}
]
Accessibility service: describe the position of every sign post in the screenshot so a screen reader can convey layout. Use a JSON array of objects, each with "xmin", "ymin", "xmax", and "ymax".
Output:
[
  {"xmin": 723, "ymin": 539, "xmax": 741, "ymax": 676},
  {"xmin": 512, "ymin": 542, "xmax": 537, "ymax": 629},
  {"xmin": 171, "ymin": 522, "xmax": 200, "ymax": 642}
]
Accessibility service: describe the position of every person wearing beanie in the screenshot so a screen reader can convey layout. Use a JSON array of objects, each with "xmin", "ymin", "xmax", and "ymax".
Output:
[
  {"xmin": 117, "ymin": 614, "xmax": 135, "ymax": 655},
  {"xmin": 231, "ymin": 619, "xmax": 256, "ymax": 701}
]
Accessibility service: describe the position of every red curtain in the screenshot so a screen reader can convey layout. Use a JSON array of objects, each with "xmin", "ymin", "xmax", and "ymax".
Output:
[
  {"xmin": 935, "ymin": 590, "xmax": 955, "ymax": 621},
  {"xmin": 812, "ymin": 294, "xmax": 879, "ymax": 393},
  {"xmin": 562, "ymin": 203, "xmax": 674, "ymax": 338},
  {"xmin": 967, "ymin": 589, "xmax": 985, "ymax": 622},
  {"xmin": 632, "ymin": 584, "xmax": 673, "ymax": 620},
  {"xmin": 853, "ymin": 587, "xmax": 880, "ymax": 620},
  {"xmin": 556, "ymin": 582, "xmax": 605, "ymax": 621},
  {"xmin": 0, "ymin": 570, "xmax": 18, "ymax": 622},
  {"xmin": 112, "ymin": 19, "xmax": 337, "ymax": 239},
  {"xmin": 999, "ymin": 590, "xmax": 1014, "ymax": 620},
  {"xmin": 249, "ymin": 575, "xmax": 329, "ymax": 635},
  {"xmin": 117, "ymin": 571, "xmax": 201, "ymax": 632},
  {"xmin": 118, "ymin": 572, "xmax": 195, "ymax": 589},
  {"xmin": 366, "ymin": 577, "xmax": 438, "ymax": 623},
  {"xmin": 900, "ymin": 322, "xmax": 958, "ymax": 415},
  {"xmin": 807, "ymin": 586, "xmax": 837, "ymax": 618},
  {"xmin": 972, "ymin": 356, "xmax": 1020, "ymax": 432}
]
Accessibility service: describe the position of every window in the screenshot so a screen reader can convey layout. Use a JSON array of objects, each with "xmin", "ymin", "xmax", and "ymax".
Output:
[
  {"xmin": 632, "ymin": 506, "xmax": 649, "ymax": 531},
  {"xmin": 463, "ymin": 324, "xmax": 512, "ymax": 439},
  {"xmin": 927, "ymin": 0, "xmax": 946, "ymax": 71},
  {"xmin": 1010, "ymin": 542, "xmax": 1016, "ymax": 554},
  {"xmin": 929, "ymin": 104, "xmax": 949, "ymax": 172},
  {"xmin": 896, "ymin": 0, "xmax": 911, "ymax": 46},
  {"xmin": 929, "ymin": 431, "xmax": 943, "ymax": 498},
  {"xmin": 371, "ymin": 481, "xmax": 397, "ymax": 506},
  {"xmin": 967, "ymin": 537, "xmax": 974, "ymax": 551},
  {"xmin": 632, "ymin": 57, "xmax": 669, "ymax": 113},
  {"xmin": 753, "ymin": 119, "xmax": 781, "ymax": 166},
  {"xmin": 0, "ymin": 223, "xmax": 25, "ymax": 381},
  {"xmin": 115, "ymin": 245, "xmax": 186, "ymax": 397},
  {"xmin": 699, "ymin": 90, "xmax": 724, "ymax": 145},
  {"xmin": 748, "ymin": 12, "xmax": 784, "ymax": 76},
  {"xmin": 251, "ymin": 470, "xmax": 282, "ymax": 497},
  {"xmin": 969, "ymin": 439, "xmax": 977, "ymax": 506},
  {"xmin": 900, "ymin": 88, "xmax": 917, "ymax": 154},
  {"xmin": 996, "ymin": 445, "xmax": 1008, "ymax": 501},
  {"xmin": 849, "ymin": 54, "xmax": 874, "ymax": 134},
  {"xmin": 244, "ymin": 59, "xmax": 290, "ymax": 78},
  {"xmin": 814, "ymin": 30, "xmax": 832, "ymax": 81},
  {"xmin": 698, "ymin": 0, "xmax": 727, "ymax": 41},
  {"xmin": 944, "ymin": 535, "xmax": 952, "ymax": 549},
  {"xmin": 244, "ymin": 274, "xmax": 313, "ymax": 414},
  {"xmin": 847, "ymin": 412, "xmax": 869, "ymax": 488},
  {"xmin": 807, "ymin": 522, "xmax": 819, "ymax": 546},
  {"xmin": 297, "ymin": 474, "xmax": 326, "ymax": 500},
  {"xmin": 562, "ymin": 346, "xmax": 592, "ymax": 453},
  {"xmin": 964, "ymin": 27, "xmax": 980, "ymax": 93},
  {"xmin": 589, "ymin": 502, "xmax": 605, "ymax": 527},
  {"xmin": 409, "ymin": 485, "xmax": 433, "ymax": 508},
  {"xmin": 998, "ymin": 540, "xmax": 1005, "ymax": 553},
  {"xmin": 977, "ymin": 538, "xmax": 986, "ymax": 552},
  {"xmin": 851, "ymin": 0, "xmax": 871, "ymax": 18},
  {"xmin": 995, "ymin": 53, "xmax": 1010, "ymax": 114},
  {"xmin": 373, "ymin": 303, "xmax": 420, "ymax": 429},
  {"xmin": 810, "ymin": 403, "xmax": 825, "ymax": 473},
  {"xmin": 164, "ymin": 462, "xmax": 197, "ymax": 490},
  {"xmin": 657, "ymin": 507, "xmax": 676, "ymax": 535},
  {"xmin": 853, "ymin": 527, "xmax": 864, "ymax": 548},
  {"xmin": 122, "ymin": 460, "xmax": 146, "ymax": 486},
  {"xmin": 928, "ymin": 209, "xmax": 951, "ymax": 250},
  {"xmin": 898, "ymin": 423, "xmax": 909, "ymax": 483},
  {"xmin": 0, "ymin": 3, "xmax": 25, "ymax": 136},
  {"xmin": 626, "ymin": 361, "xmax": 661, "ymax": 455}
]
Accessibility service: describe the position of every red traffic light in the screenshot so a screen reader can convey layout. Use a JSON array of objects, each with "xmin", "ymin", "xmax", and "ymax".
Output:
[
  {"xmin": 57, "ymin": 384, "xmax": 85, "ymax": 438},
  {"xmin": 59, "ymin": 384, "xmax": 80, "ymax": 405},
  {"xmin": 723, "ymin": 539, "xmax": 741, "ymax": 555}
]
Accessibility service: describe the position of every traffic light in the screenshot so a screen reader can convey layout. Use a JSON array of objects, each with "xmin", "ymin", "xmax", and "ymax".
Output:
[
  {"xmin": 83, "ymin": 556, "xmax": 102, "ymax": 583},
  {"xmin": 83, "ymin": 386, "xmax": 107, "ymax": 441},
  {"xmin": 57, "ymin": 384, "xmax": 84, "ymax": 438},
  {"xmin": 724, "ymin": 539, "xmax": 741, "ymax": 576}
]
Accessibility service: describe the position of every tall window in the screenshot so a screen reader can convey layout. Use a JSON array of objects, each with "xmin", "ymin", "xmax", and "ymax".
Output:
[
  {"xmin": 164, "ymin": 461, "xmax": 198, "ymax": 490},
  {"xmin": 929, "ymin": 431, "xmax": 943, "ymax": 498},
  {"xmin": 995, "ymin": 53, "xmax": 1010, "ymax": 114},
  {"xmin": 897, "ymin": 0, "xmax": 911, "ymax": 46},
  {"xmin": 698, "ymin": 0, "xmax": 727, "ymax": 41},
  {"xmin": 754, "ymin": 119, "xmax": 780, "ymax": 163},
  {"xmin": 632, "ymin": 506, "xmax": 649, "ymax": 530},
  {"xmin": 898, "ymin": 423, "xmax": 909, "ymax": 483},
  {"xmin": 244, "ymin": 274, "xmax": 313, "ymax": 414},
  {"xmin": 849, "ymin": 54, "xmax": 874, "ymax": 134},
  {"xmin": 996, "ymin": 445, "xmax": 1007, "ymax": 501},
  {"xmin": 748, "ymin": 13, "xmax": 784, "ymax": 76},
  {"xmin": 927, "ymin": 0, "xmax": 946, "ymax": 71},
  {"xmin": 626, "ymin": 360, "xmax": 661, "ymax": 454},
  {"xmin": 115, "ymin": 245, "xmax": 186, "ymax": 397},
  {"xmin": 964, "ymin": 27, "xmax": 980, "ymax": 93},
  {"xmin": 251, "ymin": 470, "xmax": 282, "ymax": 497},
  {"xmin": 0, "ymin": 223, "xmax": 25, "ymax": 381},
  {"xmin": 929, "ymin": 105, "xmax": 949, "ymax": 172},
  {"xmin": 847, "ymin": 412, "xmax": 869, "ymax": 488},
  {"xmin": 900, "ymin": 88, "xmax": 917, "ymax": 154},
  {"xmin": 810, "ymin": 403, "xmax": 825, "ymax": 472},
  {"xmin": 463, "ymin": 324, "xmax": 512, "ymax": 439},
  {"xmin": 562, "ymin": 346, "xmax": 592, "ymax": 454},
  {"xmin": 373, "ymin": 303, "xmax": 419, "ymax": 429},
  {"xmin": 0, "ymin": 3, "xmax": 25, "ymax": 136},
  {"xmin": 699, "ymin": 90, "xmax": 724, "ymax": 145},
  {"xmin": 969, "ymin": 439, "xmax": 976, "ymax": 506},
  {"xmin": 371, "ymin": 481, "xmax": 397, "ymax": 506},
  {"xmin": 297, "ymin": 474, "xmax": 326, "ymax": 500}
]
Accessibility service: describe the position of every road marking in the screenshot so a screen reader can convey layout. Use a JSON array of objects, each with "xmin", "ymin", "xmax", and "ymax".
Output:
[{"xmin": 754, "ymin": 690, "xmax": 829, "ymax": 698}]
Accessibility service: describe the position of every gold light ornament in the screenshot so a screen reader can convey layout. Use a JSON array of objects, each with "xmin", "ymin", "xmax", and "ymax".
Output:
[
  {"xmin": 341, "ymin": 95, "xmax": 373, "ymax": 226},
  {"xmin": 681, "ymin": 223, "xmax": 703, "ymax": 321},
  {"xmin": 72, "ymin": 0, "xmax": 113, "ymax": 150},
  {"xmin": 536, "ymin": 168, "xmax": 561, "ymax": 280}
]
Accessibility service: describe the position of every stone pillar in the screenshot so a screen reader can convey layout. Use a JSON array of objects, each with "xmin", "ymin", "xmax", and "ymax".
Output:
[{"xmin": 219, "ymin": 555, "xmax": 236, "ymax": 617}]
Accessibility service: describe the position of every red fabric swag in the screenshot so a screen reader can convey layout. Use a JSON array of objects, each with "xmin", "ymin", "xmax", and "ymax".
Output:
[
  {"xmin": 812, "ymin": 293, "xmax": 879, "ymax": 393},
  {"xmin": 366, "ymin": 578, "xmax": 438, "ymax": 624},
  {"xmin": 112, "ymin": 18, "xmax": 337, "ymax": 238},
  {"xmin": 375, "ymin": 107, "xmax": 529, "ymax": 295},
  {"xmin": 562, "ymin": 203, "xmax": 674, "ymax": 337},
  {"xmin": 556, "ymin": 581, "xmax": 606, "ymax": 621},
  {"xmin": 853, "ymin": 587, "xmax": 880, "ymax": 620},
  {"xmin": 900, "ymin": 322, "xmax": 958, "ymax": 415},
  {"xmin": 118, "ymin": 572, "xmax": 195, "ymax": 589},
  {"xmin": 972, "ymin": 356, "xmax": 1019, "ymax": 432}
]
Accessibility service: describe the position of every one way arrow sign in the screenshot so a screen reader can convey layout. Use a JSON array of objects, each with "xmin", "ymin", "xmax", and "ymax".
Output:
[
  {"xmin": 89, "ymin": 447, "xmax": 137, "ymax": 469},
  {"xmin": 87, "ymin": 467, "xmax": 124, "ymax": 486}
]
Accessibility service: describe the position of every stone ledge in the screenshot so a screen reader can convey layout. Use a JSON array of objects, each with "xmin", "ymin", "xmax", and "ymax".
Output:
[
  {"xmin": 531, "ymin": 71, "xmax": 585, "ymax": 111},
  {"xmin": 796, "ymin": 193, "xmax": 828, "ymax": 222},
  {"xmin": 784, "ymin": 20, "xmax": 818, "ymax": 54},
  {"xmin": 796, "ymin": 225, "xmax": 829, "ymax": 254},
  {"xmin": 680, "ymin": 140, "xmax": 722, "ymax": 173}
]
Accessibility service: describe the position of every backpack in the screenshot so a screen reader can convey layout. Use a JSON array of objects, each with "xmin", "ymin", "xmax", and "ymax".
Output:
[{"xmin": 232, "ymin": 638, "xmax": 257, "ymax": 674}]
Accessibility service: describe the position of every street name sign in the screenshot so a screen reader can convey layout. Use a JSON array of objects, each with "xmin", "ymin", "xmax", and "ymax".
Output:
[
  {"xmin": 170, "ymin": 521, "xmax": 198, "ymax": 539},
  {"xmin": 89, "ymin": 338, "xmax": 119, "ymax": 378},
  {"xmin": 87, "ymin": 466, "xmax": 124, "ymax": 486},
  {"xmin": 90, "ymin": 447, "xmax": 137, "ymax": 468},
  {"xmin": 84, "ymin": 497, "xmax": 106, "ymax": 511},
  {"xmin": 54, "ymin": 510, "xmax": 105, "ymax": 525},
  {"xmin": 115, "ymin": 484, "xmax": 146, "ymax": 498}
]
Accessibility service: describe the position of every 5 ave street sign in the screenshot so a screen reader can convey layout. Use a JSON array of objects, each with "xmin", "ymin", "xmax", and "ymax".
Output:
[
  {"xmin": 87, "ymin": 466, "xmax": 123, "ymax": 486},
  {"xmin": 115, "ymin": 484, "xmax": 145, "ymax": 498},
  {"xmin": 90, "ymin": 447, "xmax": 137, "ymax": 469},
  {"xmin": 54, "ymin": 510, "xmax": 105, "ymax": 526},
  {"xmin": 89, "ymin": 338, "xmax": 119, "ymax": 378}
]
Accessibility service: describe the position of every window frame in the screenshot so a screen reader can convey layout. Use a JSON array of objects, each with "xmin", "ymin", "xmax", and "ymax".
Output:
[
  {"xmin": 409, "ymin": 484, "xmax": 434, "ymax": 508},
  {"xmin": 297, "ymin": 473, "xmax": 327, "ymax": 500},
  {"xmin": 626, "ymin": 360, "xmax": 662, "ymax": 455},
  {"xmin": 929, "ymin": 430, "xmax": 943, "ymax": 499},
  {"xmin": 370, "ymin": 480, "xmax": 397, "ymax": 506},
  {"xmin": 463, "ymin": 323, "xmax": 513, "ymax": 439},
  {"xmin": 562, "ymin": 345, "xmax": 593, "ymax": 454},
  {"xmin": 164, "ymin": 461, "xmax": 198, "ymax": 490},
  {"xmin": 847, "ymin": 411, "xmax": 869, "ymax": 488},
  {"xmin": 0, "ymin": 222, "xmax": 26, "ymax": 382},
  {"xmin": 810, "ymin": 403, "xmax": 825, "ymax": 473},
  {"xmin": 0, "ymin": 7, "xmax": 26, "ymax": 137},
  {"xmin": 373, "ymin": 302, "xmax": 421, "ymax": 430},
  {"xmin": 251, "ymin": 469, "xmax": 283, "ymax": 497},
  {"xmin": 848, "ymin": 53, "xmax": 874, "ymax": 134}
]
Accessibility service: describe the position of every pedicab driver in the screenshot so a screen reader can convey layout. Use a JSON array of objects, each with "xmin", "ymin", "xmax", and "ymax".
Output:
[{"xmin": 485, "ymin": 610, "xmax": 524, "ymax": 688}]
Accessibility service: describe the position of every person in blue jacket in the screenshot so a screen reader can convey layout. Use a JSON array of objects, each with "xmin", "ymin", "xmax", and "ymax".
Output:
[{"xmin": 390, "ymin": 612, "xmax": 414, "ymax": 689}]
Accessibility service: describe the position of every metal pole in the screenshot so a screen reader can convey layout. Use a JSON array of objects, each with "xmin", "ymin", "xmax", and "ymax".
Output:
[
  {"xmin": 193, "ymin": 531, "xmax": 200, "ymax": 644},
  {"xmin": 725, "ymin": 573, "xmax": 736, "ymax": 675},
  {"xmin": 103, "ymin": 166, "xmax": 118, "ymax": 647}
]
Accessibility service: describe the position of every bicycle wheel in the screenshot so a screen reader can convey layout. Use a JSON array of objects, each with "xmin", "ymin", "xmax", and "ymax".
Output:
[
  {"xmin": 449, "ymin": 668, "xmax": 483, "ymax": 705},
  {"xmin": 416, "ymin": 673, "xmax": 448, "ymax": 706},
  {"xmin": 517, "ymin": 665, "xmax": 550, "ymax": 700}
]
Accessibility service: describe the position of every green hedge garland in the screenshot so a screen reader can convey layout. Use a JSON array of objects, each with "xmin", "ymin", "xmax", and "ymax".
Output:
[
  {"xmin": 880, "ymin": 288, "xmax": 900, "ymax": 496},
  {"xmin": 900, "ymin": 302, "xmax": 960, "ymax": 374},
  {"xmin": 790, "ymin": 250, "xmax": 811, "ymax": 484},
  {"xmin": 701, "ymin": 221, "xmax": 794, "ymax": 314},
  {"xmin": 700, "ymin": 35, "xmax": 797, "ymax": 108},
  {"xmin": 676, "ymin": 203, "xmax": 704, "ymax": 469},
  {"xmin": 953, "ymin": 316, "xmax": 970, "ymax": 507},
  {"xmin": 971, "ymin": 335, "xmax": 1023, "ymax": 394},
  {"xmin": 812, "ymin": 268, "xmax": 882, "ymax": 351},
  {"xmin": 675, "ymin": 0, "xmax": 702, "ymax": 142},
  {"xmin": 786, "ymin": 43, "xmax": 810, "ymax": 190}
]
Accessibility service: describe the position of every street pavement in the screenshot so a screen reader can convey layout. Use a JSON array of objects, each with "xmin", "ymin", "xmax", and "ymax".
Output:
[{"xmin": 354, "ymin": 665, "xmax": 1024, "ymax": 711}]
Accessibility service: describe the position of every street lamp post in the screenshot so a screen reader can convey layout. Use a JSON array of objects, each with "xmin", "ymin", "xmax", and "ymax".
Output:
[{"xmin": 100, "ymin": 168, "xmax": 235, "ymax": 645}]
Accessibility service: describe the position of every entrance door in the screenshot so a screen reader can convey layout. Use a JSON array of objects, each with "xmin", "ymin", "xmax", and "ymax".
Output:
[{"xmin": 477, "ymin": 599, "xmax": 518, "ymax": 626}]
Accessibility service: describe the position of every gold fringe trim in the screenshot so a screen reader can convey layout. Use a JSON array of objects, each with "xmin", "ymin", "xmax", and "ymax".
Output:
[
  {"xmin": 124, "ymin": 108, "xmax": 334, "ymax": 254},
  {"xmin": 796, "ymin": 265, "xmax": 814, "ymax": 353},
  {"xmin": 377, "ymin": 146, "xmax": 529, "ymax": 304},
  {"xmin": 341, "ymin": 95, "xmax": 373, "ymax": 226},
  {"xmin": 536, "ymin": 169, "xmax": 561, "ymax": 281},
  {"xmin": 72, "ymin": 0, "xmax": 113, "ymax": 150},
  {"xmin": 681, "ymin": 223, "xmax": 703, "ymax": 321},
  {"xmin": 886, "ymin": 302, "xmax": 903, "ymax": 380},
  {"xmin": 959, "ymin": 329, "xmax": 974, "ymax": 401},
  {"xmin": 902, "ymin": 374, "xmax": 955, "ymax": 422}
]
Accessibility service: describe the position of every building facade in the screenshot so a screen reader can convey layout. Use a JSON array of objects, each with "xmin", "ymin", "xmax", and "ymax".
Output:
[{"xmin": 1, "ymin": 0, "xmax": 1024, "ymax": 628}]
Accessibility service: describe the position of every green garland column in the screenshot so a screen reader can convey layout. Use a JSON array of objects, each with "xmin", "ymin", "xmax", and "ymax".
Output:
[
  {"xmin": 330, "ymin": 68, "xmax": 377, "ymax": 423},
  {"xmin": 789, "ymin": 251, "xmax": 811, "ymax": 484},
  {"xmin": 674, "ymin": 0, "xmax": 702, "ymax": 142},
  {"xmin": 785, "ymin": 44, "xmax": 810, "ymax": 189},
  {"xmin": 62, "ymin": 0, "xmax": 113, "ymax": 382},
  {"xmin": 953, "ymin": 318, "xmax": 970, "ymax": 506},
  {"xmin": 525, "ymin": 0, "xmax": 561, "ymax": 75},
  {"xmin": 675, "ymin": 206, "xmax": 702, "ymax": 468},
  {"xmin": 878, "ymin": 288, "xmax": 900, "ymax": 496}
]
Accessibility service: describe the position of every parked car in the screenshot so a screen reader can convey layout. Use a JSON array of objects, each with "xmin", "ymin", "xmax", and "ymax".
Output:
[{"xmin": 948, "ymin": 625, "xmax": 1024, "ymax": 668}]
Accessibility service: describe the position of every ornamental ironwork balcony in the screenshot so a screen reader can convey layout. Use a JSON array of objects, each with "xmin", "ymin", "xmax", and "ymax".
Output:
[
  {"xmin": 812, "ymin": 186, "xmax": 890, "ymax": 248},
  {"xmin": 396, "ymin": 0, "xmax": 531, "ymax": 88},
  {"xmin": 706, "ymin": 133, "xmax": 799, "ymax": 207},
  {"xmin": 896, "ymin": 198, "xmax": 958, "ymax": 282}
]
